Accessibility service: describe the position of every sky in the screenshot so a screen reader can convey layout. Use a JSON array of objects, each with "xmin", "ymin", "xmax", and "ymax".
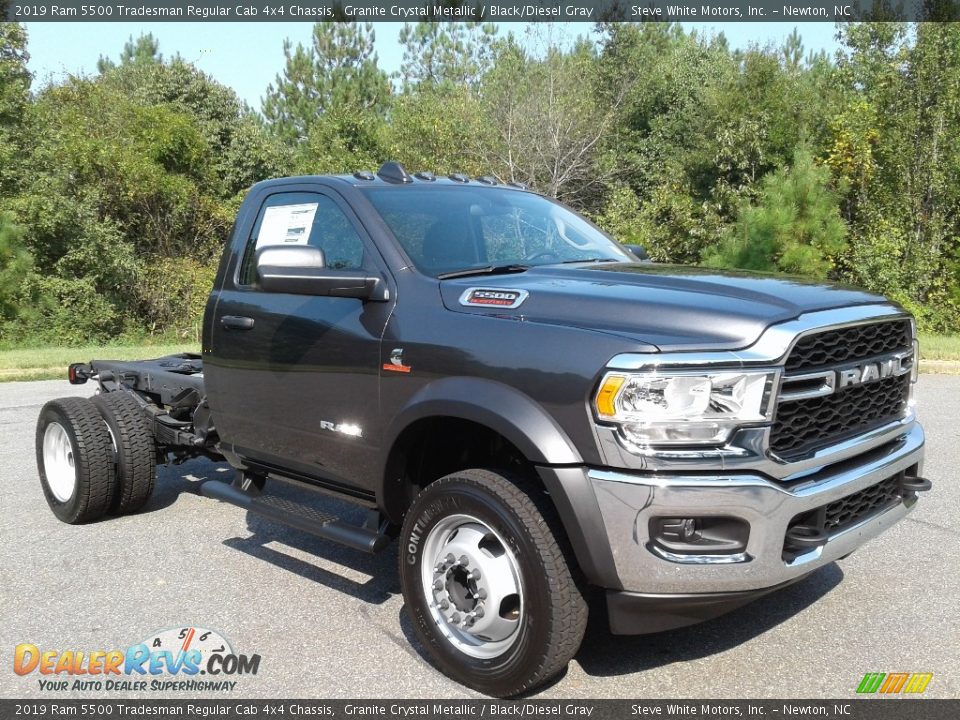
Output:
[{"xmin": 23, "ymin": 22, "xmax": 842, "ymax": 110}]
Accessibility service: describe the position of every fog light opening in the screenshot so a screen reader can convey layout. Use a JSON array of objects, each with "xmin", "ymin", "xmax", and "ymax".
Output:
[{"xmin": 649, "ymin": 516, "xmax": 749, "ymax": 557}]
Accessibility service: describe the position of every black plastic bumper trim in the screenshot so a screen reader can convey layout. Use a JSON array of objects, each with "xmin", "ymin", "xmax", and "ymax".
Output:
[{"xmin": 606, "ymin": 575, "xmax": 808, "ymax": 635}]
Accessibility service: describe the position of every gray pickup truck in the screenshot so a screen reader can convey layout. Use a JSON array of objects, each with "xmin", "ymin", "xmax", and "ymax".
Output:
[{"xmin": 37, "ymin": 162, "xmax": 931, "ymax": 696}]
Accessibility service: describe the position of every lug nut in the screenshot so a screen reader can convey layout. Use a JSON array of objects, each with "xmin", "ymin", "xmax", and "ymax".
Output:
[
  {"xmin": 451, "ymin": 612, "xmax": 460, "ymax": 623},
  {"xmin": 445, "ymin": 553, "xmax": 456, "ymax": 565},
  {"xmin": 477, "ymin": 588, "xmax": 488, "ymax": 600},
  {"xmin": 467, "ymin": 569, "xmax": 481, "ymax": 581},
  {"xmin": 474, "ymin": 607, "xmax": 484, "ymax": 618},
  {"xmin": 439, "ymin": 599, "xmax": 450, "ymax": 610},
  {"xmin": 459, "ymin": 555, "xmax": 469, "ymax": 566},
  {"xmin": 433, "ymin": 579, "xmax": 444, "ymax": 590}
]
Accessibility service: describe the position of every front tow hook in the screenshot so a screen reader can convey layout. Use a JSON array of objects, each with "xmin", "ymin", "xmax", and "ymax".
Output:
[
  {"xmin": 784, "ymin": 525, "xmax": 830, "ymax": 550},
  {"xmin": 901, "ymin": 475, "xmax": 933, "ymax": 493}
]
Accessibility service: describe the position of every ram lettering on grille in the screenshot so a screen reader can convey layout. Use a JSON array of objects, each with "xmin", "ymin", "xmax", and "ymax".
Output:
[{"xmin": 771, "ymin": 320, "xmax": 912, "ymax": 461}]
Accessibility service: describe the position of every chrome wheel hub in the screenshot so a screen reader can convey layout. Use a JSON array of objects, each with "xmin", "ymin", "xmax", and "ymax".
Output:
[
  {"xmin": 43, "ymin": 422, "xmax": 77, "ymax": 502},
  {"xmin": 420, "ymin": 514, "xmax": 523, "ymax": 659}
]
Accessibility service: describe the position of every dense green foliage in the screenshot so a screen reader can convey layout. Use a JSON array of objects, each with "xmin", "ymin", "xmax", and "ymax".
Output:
[
  {"xmin": 1, "ymin": 20, "xmax": 958, "ymax": 345},
  {"xmin": 703, "ymin": 148, "xmax": 847, "ymax": 275}
]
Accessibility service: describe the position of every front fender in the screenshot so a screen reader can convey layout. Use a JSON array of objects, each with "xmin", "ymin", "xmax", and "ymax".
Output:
[
  {"xmin": 380, "ymin": 377, "xmax": 622, "ymax": 588},
  {"xmin": 384, "ymin": 377, "xmax": 583, "ymax": 467}
]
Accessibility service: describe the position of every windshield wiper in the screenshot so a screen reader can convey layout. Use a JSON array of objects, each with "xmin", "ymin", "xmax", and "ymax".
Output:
[
  {"xmin": 437, "ymin": 264, "xmax": 530, "ymax": 280},
  {"xmin": 558, "ymin": 258, "xmax": 619, "ymax": 264}
]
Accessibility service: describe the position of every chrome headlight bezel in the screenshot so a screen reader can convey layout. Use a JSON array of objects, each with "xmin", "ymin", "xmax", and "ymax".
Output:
[{"xmin": 593, "ymin": 368, "xmax": 779, "ymax": 447}]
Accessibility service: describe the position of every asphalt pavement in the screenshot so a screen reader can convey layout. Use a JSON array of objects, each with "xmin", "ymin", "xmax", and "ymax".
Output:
[{"xmin": 1, "ymin": 377, "xmax": 957, "ymax": 699}]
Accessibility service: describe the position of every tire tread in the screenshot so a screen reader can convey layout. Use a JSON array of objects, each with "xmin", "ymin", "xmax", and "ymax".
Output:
[
  {"xmin": 92, "ymin": 391, "xmax": 157, "ymax": 514},
  {"xmin": 401, "ymin": 468, "xmax": 588, "ymax": 697},
  {"xmin": 36, "ymin": 397, "xmax": 115, "ymax": 523}
]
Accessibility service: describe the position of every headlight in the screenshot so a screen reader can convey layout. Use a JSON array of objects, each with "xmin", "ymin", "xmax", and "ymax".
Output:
[{"xmin": 594, "ymin": 370, "xmax": 775, "ymax": 446}]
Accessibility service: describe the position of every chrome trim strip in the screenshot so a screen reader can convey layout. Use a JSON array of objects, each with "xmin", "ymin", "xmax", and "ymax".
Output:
[
  {"xmin": 648, "ymin": 547, "xmax": 751, "ymax": 565},
  {"xmin": 778, "ymin": 370, "xmax": 836, "ymax": 401},
  {"xmin": 607, "ymin": 304, "xmax": 909, "ymax": 370}
]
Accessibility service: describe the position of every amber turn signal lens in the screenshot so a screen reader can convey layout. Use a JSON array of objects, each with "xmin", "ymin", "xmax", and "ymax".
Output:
[{"xmin": 595, "ymin": 374, "xmax": 626, "ymax": 418}]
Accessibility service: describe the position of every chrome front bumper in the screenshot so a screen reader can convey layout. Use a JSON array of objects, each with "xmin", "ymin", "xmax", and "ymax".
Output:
[{"xmin": 588, "ymin": 423, "xmax": 925, "ymax": 594}]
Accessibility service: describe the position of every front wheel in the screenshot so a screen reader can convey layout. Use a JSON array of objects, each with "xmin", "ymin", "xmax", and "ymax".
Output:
[{"xmin": 399, "ymin": 469, "xmax": 587, "ymax": 697}]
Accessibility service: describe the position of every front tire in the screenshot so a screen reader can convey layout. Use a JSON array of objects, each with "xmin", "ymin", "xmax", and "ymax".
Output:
[
  {"xmin": 36, "ymin": 397, "xmax": 116, "ymax": 524},
  {"xmin": 399, "ymin": 469, "xmax": 587, "ymax": 697}
]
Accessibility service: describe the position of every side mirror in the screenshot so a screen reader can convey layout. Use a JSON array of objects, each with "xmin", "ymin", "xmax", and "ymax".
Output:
[
  {"xmin": 256, "ymin": 245, "xmax": 385, "ymax": 301},
  {"xmin": 624, "ymin": 244, "xmax": 650, "ymax": 261}
]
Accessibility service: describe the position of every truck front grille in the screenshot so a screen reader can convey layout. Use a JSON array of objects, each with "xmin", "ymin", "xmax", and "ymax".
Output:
[
  {"xmin": 771, "ymin": 319, "xmax": 912, "ymax": 461},
  {"xmin": 783, "ymin": 473, "xmax": 904, "ymax": 560},
  {"xmin": 784, "ymin": 319, "xmax": 912, "ymax": 372},
  {"xmin": 821, "ymin": 474, "xmax": 902, "ymax": 532}
]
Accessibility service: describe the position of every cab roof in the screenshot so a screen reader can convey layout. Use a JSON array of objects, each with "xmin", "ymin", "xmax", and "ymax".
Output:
[{"xmin": 253, "ymin": 161, "xmax": 530, "ymax": 192}]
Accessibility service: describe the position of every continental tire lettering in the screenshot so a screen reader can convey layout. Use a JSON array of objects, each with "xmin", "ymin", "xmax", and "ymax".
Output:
[
  {"xmin": 406, "ymin": 519, "xmax": 424, "ymax": 565},
  {"xmin": 206, "ymin": 653, "xmax": 261, "ymax": 675}
]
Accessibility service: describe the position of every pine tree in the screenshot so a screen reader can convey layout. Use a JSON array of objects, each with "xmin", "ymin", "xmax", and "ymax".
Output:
[
  {"xmin": 703, "ymin": 149, "xmax": 847, "ymax": 277},
  {"xmin": 97, "ymin": 33, "xmax": 164, "ymax": 73},
  {"xmin": 0, "ymin": 213, "xmax": 32, "ymax": 322},
  {"xmin": 262, "ymin": 22, "xmax": 390, "ymax": 143},
  {"xmin": 0, "ymin": 23, "xmax": 30, "ymax": 195},
  {"xmin": 398, "ymin": 21, "xmax": 497, "ymax": 89}
]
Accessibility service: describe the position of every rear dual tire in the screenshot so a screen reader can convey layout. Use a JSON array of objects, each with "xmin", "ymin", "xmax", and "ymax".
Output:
[
  {"xmin": 91, "ymin": 391, "xmax": 157, "ymax": 515},
  {"xmin": 37, "ymin": 393, "xmax": 157, "ymax": 524},
  {"xmin": 37, "ymin": 397, "xmax": 115, "ymax": 524}
]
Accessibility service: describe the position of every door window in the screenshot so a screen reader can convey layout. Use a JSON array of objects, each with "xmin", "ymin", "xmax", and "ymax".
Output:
[{"xmin": 239, "ymin": 192, "xmax": 366, "ymax": 286}]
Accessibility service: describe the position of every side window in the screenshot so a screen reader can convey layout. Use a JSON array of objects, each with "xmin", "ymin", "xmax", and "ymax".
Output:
[{"xmin": 238, "ymin": 192, "xmax": 366, "ymax": 286}]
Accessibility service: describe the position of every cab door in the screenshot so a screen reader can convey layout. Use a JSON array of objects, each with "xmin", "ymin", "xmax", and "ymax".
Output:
[{"xmin": 205, "ymin": 186, "xmax": 394, "ymax": 491}]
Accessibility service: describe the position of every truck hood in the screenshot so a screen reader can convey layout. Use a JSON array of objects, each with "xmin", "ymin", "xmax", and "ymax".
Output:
[{"xmin": 439, "ymin": 263, "xmax": 891, "ymax": 352}]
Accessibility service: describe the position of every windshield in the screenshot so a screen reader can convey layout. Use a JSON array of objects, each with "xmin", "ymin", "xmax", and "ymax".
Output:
[{"xmin": 361, "ymin": 186, "xmax": 632, "ymax": 277}]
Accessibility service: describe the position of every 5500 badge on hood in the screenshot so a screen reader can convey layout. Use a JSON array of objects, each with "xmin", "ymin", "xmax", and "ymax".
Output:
[{"xmin": 459, "ymin": 288, "xmax": 529, "ymax": 309}]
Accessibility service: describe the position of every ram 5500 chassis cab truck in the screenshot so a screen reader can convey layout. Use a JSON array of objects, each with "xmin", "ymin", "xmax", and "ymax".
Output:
[{"xmin": 37, "ymin": 162, "xmax": 931, "ymax": 697}]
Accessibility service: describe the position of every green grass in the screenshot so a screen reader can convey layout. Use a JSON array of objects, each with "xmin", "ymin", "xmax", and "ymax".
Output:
[
  {"xmin": 0, "ymin": 342, "xmax": 199, "ymax": 382},
  {"xmin": 918, "ymin": 333, "xmax": 960, "ymax": 361}
]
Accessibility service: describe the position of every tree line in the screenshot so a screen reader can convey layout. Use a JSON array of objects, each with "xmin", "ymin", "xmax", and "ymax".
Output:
[{"xmin": 0, "ymin": 20, "xmax": 958, "ymax": 345}]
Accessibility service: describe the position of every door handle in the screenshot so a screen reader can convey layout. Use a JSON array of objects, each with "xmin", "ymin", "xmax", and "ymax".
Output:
[{"xmin": 221, "ymin": 315, "xmax": 255, "ymax": 331}]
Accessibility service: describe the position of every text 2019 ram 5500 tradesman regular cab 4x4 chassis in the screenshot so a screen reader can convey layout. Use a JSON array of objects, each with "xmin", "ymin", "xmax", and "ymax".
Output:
[{"xmin": 37, "ymin": 162, "xmax": 931, "ymax": 696}]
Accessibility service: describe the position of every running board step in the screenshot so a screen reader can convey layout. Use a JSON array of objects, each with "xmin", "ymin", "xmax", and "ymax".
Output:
[{"xmin": 200, "ymin": 480, "xmax": 390, "ymax": 554}]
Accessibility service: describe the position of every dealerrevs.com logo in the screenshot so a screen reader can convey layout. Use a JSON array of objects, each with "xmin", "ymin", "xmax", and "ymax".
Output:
[{"xmin": 13, "ymin": 627, "xmax": 260, "ymax": 692}]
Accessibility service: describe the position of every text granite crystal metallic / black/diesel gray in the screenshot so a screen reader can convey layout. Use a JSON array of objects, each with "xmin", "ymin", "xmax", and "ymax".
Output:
[{"xmin": 39, "ymin": 162, "xmax": 932, "ymax": 697}]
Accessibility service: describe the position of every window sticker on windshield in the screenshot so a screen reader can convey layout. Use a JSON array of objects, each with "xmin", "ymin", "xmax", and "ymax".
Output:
[{"xmin": 256, "ymin": 203, "xmax": 319, "ymax": 248}]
